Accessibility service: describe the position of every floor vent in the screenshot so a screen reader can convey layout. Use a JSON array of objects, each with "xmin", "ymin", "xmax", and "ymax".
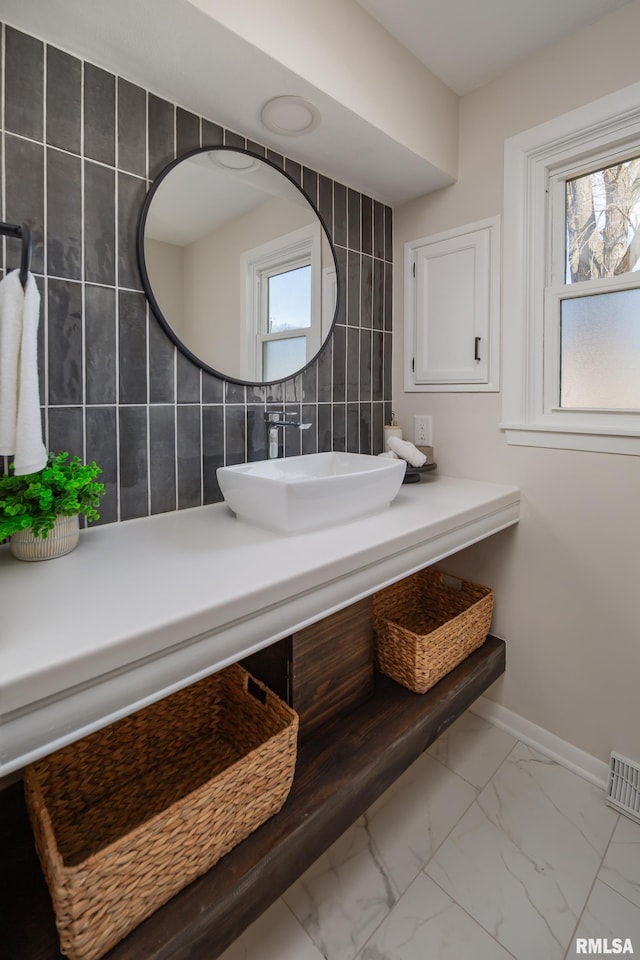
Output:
[{"xmin": 606, "ymin": 752, "xmax": 640, "ymax": 824}]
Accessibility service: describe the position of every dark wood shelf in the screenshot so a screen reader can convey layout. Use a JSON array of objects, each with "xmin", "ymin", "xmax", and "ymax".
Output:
[{"xmin": 1, "ymin": 636, "xmax": 505, "ymax": 960}]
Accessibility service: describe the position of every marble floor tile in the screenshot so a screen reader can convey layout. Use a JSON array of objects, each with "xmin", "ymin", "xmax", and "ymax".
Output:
[
  {"xmin": 283, "ymin": 752, "xmax": 475, "ymax": 960},
  {"xmin": 566, "ymin": 879, "xmax": 640, "ymax": 958},
  {"xmin": 427, "ymin": 709, "xmax": 517, "ymax": 789},
  {"xmin": 358, "ymin": 872, "xmax": 515, "ymax": 960},
  {"xmin": 217, "ymin": 898, "xmax": 325, "ymax": 960},
  {"xmin": 426, "ymin": 743, "xmax": 618, "ymax": 960},
  {"xmin": 599, "ymin": 815, "xmax": 640, "ymax": 909}
]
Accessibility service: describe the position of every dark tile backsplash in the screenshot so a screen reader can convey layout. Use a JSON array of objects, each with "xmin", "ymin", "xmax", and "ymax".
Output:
[{"xmin": 0, "ymin": 22, "xmax": 393, "ymax": 527}]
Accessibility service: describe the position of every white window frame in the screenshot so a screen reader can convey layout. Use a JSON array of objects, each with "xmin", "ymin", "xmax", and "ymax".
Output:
[
  {"xmin": 502, "ymin": 80, "xmax": 640, "ymax": 455},
  {"xmin": 240, "ymin": 223, "xmax": 321, "ymax": 381}
]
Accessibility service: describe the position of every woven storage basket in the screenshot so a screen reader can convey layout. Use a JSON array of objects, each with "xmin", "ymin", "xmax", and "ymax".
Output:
[
  {"xmin": 24, "ymin": 663, "xmax": 298, "ymax": 960},
  {"xmin": 373, "ymin": 569, "xmax": 494, "ymax": 694}
]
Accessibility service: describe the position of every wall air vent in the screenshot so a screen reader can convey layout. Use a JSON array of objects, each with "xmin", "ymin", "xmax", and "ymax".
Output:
[{"xmin": 606, "ymin": 752, "xmax": 640, "ymax": 824}]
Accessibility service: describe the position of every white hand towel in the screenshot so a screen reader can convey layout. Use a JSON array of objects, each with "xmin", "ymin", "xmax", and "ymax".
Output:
[
  {"xmin": 386, "ymin": 435, "xmax": 427, "ymax": 467},
  {"xmin": 0, "ymin": 271, "xmax": 47, "ymax": 475}
]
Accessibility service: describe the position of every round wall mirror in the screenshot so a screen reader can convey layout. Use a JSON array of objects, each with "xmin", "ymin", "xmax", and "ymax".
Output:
[{"xmin": 138, "ymin": 146, "xmax": 338, "ymax": 385}]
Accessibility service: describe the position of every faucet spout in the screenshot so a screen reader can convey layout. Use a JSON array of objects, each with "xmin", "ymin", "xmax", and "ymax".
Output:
[{"xmin": 265, "ymin": 412, "xmax": 313, "ymax": 458}]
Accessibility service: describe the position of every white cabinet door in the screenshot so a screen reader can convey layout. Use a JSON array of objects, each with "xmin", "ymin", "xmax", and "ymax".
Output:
[{"xmin": 405, "ymin": 217, "xmax": 500, "ymax": 392}]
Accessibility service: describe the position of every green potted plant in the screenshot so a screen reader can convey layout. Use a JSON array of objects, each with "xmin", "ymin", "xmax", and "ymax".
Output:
[{"xmin": 0, "ymin": 451, "xmax": 105, "ymax": 561}]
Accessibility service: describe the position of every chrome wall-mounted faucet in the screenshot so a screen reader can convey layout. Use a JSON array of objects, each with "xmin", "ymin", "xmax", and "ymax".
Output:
[{"xmin": 265, "ymin": 411, "xmax": 312, "ymax": 459}]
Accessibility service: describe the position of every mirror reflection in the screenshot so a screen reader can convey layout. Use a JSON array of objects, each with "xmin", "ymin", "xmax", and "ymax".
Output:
[{"xmin": 139, "ymin": 147, "xmax": 338, "ymax": 384}]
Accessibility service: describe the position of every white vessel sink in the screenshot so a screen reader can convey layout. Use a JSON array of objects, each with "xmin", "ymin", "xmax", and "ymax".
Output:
[{"xmin": 217, "ymin": 452, "xmax": 406, "ymax": 534}]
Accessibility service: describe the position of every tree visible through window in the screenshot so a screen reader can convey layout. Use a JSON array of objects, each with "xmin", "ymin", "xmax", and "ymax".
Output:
[
  {"xmin": 565, "ymin": 157, "xmax": 640, "ymax": 282},
  {"xmin": 558, "ymin": 156, "xmax": 640, "ymax": 410}
]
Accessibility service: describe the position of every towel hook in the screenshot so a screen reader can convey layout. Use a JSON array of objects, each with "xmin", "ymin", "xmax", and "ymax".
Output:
[{"xmin": 0, "ymin": 220, "xmax": 32, "ymax": 289}]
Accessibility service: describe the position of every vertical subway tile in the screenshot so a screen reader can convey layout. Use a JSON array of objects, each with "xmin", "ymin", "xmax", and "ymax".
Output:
[
  {"xmin": 332, "ymin": 324, "xmax": 346, "ymax": 403},
  {"xmin": 46, "ymin": 47, "xmax": 81, "ymax": 153},
  {"xmin": 372, "ymin": 330, "xmax": 384, "ymax": 402},
  {"xmin": 317, "ymin": 404, "xmax": 332, "ymax": 452},
  {"xmin": 316, "ymin": 338, "xmax": 332, "ymax": 403},
  {"xmin": 119, "ymin": 290, "xmax": 147, "ymax": 404},
  {"xmin": 202, "ymin": 120, "xmax": 224, "ymax": 148},
  {"xmin": 301, "ymin": 362, "xmax": 317, "ymax": 403},
  {"xmin": 360, "ymin": 255, "xmax": 373, "ymax": 328},
  {"xmin": 247, "ymin": 406, "xmax": 267, "ymax": 462},
  {"xmin": 373, "ymin": 200, "xmax": 385, "ymax": 260},
  {"xmin": 148, "ymin": 314, "xmax": 175, "ymax": 403},
  {"xmin": 303, "ymin": 168, "xmax": 318, "ymax": 206},
  {"xmin": 86, "ymin": 406, "xmax": 118, "ymax": 524},
  {"xmin": 384, "ymin": 261, "xmax": 393, "ymax": 332},
  {"xmin": 302, "ymin": 405, "xmax": 317, "ymax": 454},
  {"xmin": 84, "ymin": 63, "xmax": 116, "ymax": 166},
  {"xmin": 347, "ymin": 250, "xmax": 360, "ymax": 327},
  {"xmin": 318, "ymin": 175, "xmax": 333, "ymax": 237},
  {"xmin": 47, "ymin": 149, "xmax": 81, "ymax": 280},
  {"xmin": 347, "ymin": 327, "xmax": 359, "ymax": 402},
  {"xmin": 225, "ymin": 381, "xmax": 245, "ymax": 404},
  {"xmin": 246, "ymin": 383, "xmax": 266, "ymax": 404},
  {"xmin": 118, "ymin": 172, "xmax": 146, "ymax": 289},
  {"xmin": 347, "ymin": 189, "xmax": 361, "ymax": 250},
  {"xmin": 118, "ymin": 79, "xmax": 147, "ymax": 177},
  {"xmin": 177, "ymin": 351, "xmax": 200, "ymax": 403},
  {"xmin": 85, "ymin": 284, "xmax": 116, "ymax": 404},
  {"xmin": 119, "ymin": 406, "xmax": 149, "ymax": 520},
  {"xmin": 177, "ymin": 405, "xmax": 201, "ymax": 509},
  {"xmin": 383, "ymin": 332, "xmax": 392, "ymax": 400},
  {"xmin": 226, "ymin": 130, "xmax": 246, "ymax": 151},
  {"xmin": 360, "ymin": 328, "xmax": 372, "ymax": 401},
  {"xmin": 84, "ymin": 161, "xmax": 115, "ymax": 285},
  {"xmin": 5, "ymin": 135, "xmax": 44, "ymax": 275},
  {"xmin": 47, "ymin": 406, "xmax": 84, "ymax": 459},
  {"xmin": 148, "ymin": 95, "xmax": 175, "ymax": 179},
  {"xmin": 246, "ymin": 140, "xmax": 266, "ymax": 157},
  {"xmin": 265, "ymin": 381, "xmax": 283, "ymax": 405},
  {"xmin": 384, "ymin": 205, "xmax": 393, "ymax": 261},
  {"xmin": 347, "ymin": 402, "xmax": 359, "ymax": 454},
  {"xmin": 334, "ymin": 245, "xmax": 347, "ymax": 327},
  {"xmin": 203, "ymin": 405, "xmax": 224, "ymax": 504},
  {"xmin": 48, "ymin": 279, "xmax": 83, "ymax": 405},
  {"xmin": 373, "ymin": 402, "xmax": 384, "ymax": 454},
  {"xmin": 361, "ymin": 195, "xmax": 373, "ymax": 256},
  {"xmin": 284, "ymin": 376, "xmax": 302, "ymax": 404},
  {"xmin": 177, "ymin": 108, "xmax": 200, "ymax": 155},
  {"xmin": 285, "ymin": 158, "xmax": 302, "ymax": 187},
  {"xmin": 225, "ymin": 405, "xmax": 245, "ymax": 465},
  {"xmin": 333, "ymin": 182, "xmax": 347, "ymax": 247},
  {"xmin": 373, "ymin": 258, "xmax": 384, "ymax": 331},
  {"xmin": 360, "ymin": 403, "xmax": 372, "ymax": 454},
  {"xmin": 266, "ymin": 148, "xmax": 284, "ymax": 169},
  {"xmin": 202, "ymin": 370, "xmax": 224, "ymax": 404},
  {"xmin": 333, "ymin": 404, "xmax": 346, "ymax": 452},
  {"xmin": 5, "ymin": 28, "xmax": 43, "ymax": 141}
]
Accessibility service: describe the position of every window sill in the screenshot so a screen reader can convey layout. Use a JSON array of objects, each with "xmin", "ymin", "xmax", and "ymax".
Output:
[{"xmin": 501, "ymin": 423, "xmax": 640, "ymax": 456}]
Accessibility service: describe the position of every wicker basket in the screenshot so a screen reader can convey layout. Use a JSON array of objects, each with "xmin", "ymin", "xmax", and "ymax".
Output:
[
  {"xmin": 24, "ymin": 664, "xmax": 299, "ymax": 960},
  {"xmin": 373, "ymin": 569, "xmax": 494, "ymax": 694}
]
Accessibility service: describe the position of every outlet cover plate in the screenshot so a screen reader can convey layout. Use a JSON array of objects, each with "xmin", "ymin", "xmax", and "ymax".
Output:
[{"xmin": 414, "ymin": 415, "xmax": 432, "ymax": 446}]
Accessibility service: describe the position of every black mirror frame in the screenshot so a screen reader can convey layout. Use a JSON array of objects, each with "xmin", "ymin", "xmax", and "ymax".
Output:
[{"xmin": 137, "ymin": 145, "xmax": 340, "ymax": 387}]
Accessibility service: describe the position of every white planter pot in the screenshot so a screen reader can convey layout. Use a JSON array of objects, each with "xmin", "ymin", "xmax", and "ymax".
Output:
[{"xmin": 10, "ymin": 515, "xmax": 80, "ymax": 561}]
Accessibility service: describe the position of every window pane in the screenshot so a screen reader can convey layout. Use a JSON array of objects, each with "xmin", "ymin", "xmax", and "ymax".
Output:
[
  {"xmin": 560, "ymin": 289, "xmax": 640, "ymax": 409},
  {"xmin": 263, "ymin": 337, "xmax": 306, "ymax": 381},
  {"xmin": 268, "ymin": 265, "xmax": 311, "ymax": 332},
  {"xmin": 565, "ymin": 156, "xmax": 640, "ymax": 283}
]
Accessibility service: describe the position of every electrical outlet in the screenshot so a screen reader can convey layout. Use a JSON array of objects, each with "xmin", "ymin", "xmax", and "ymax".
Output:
[{"xmin": 413, "ymin": 415, "xmax": 432, "ymax": 446}]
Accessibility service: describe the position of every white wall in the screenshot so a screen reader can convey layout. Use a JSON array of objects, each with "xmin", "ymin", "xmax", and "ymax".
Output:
[{"xmin": 393, "ymin": 0, "xmax": 640, "ymax": 765}]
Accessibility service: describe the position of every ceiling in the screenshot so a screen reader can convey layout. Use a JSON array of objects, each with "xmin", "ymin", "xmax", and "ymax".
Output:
[
  {"xmin": 356, "ymin": 0, "xmax": 633, "ymax": 96},
  {"xmin": 0, "ymin": 0, "xmax": 635, "ymax": 205}
]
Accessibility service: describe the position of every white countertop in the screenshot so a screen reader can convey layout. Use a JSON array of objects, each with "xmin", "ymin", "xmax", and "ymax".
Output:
[{"xmin": 0, "ymin": 474, "xmax": 519, "ymax": 776}]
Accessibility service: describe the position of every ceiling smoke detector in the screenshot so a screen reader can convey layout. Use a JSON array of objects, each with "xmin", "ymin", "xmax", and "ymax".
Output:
[{"xmin": 261, "ymin": 96, "xmax": 321, "ymax": 137}]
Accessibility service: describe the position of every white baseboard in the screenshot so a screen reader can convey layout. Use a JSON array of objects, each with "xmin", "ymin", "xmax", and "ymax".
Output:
[{"xmin": 469, "ymin": 696, "xmax": 610, "ymax": 790}]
